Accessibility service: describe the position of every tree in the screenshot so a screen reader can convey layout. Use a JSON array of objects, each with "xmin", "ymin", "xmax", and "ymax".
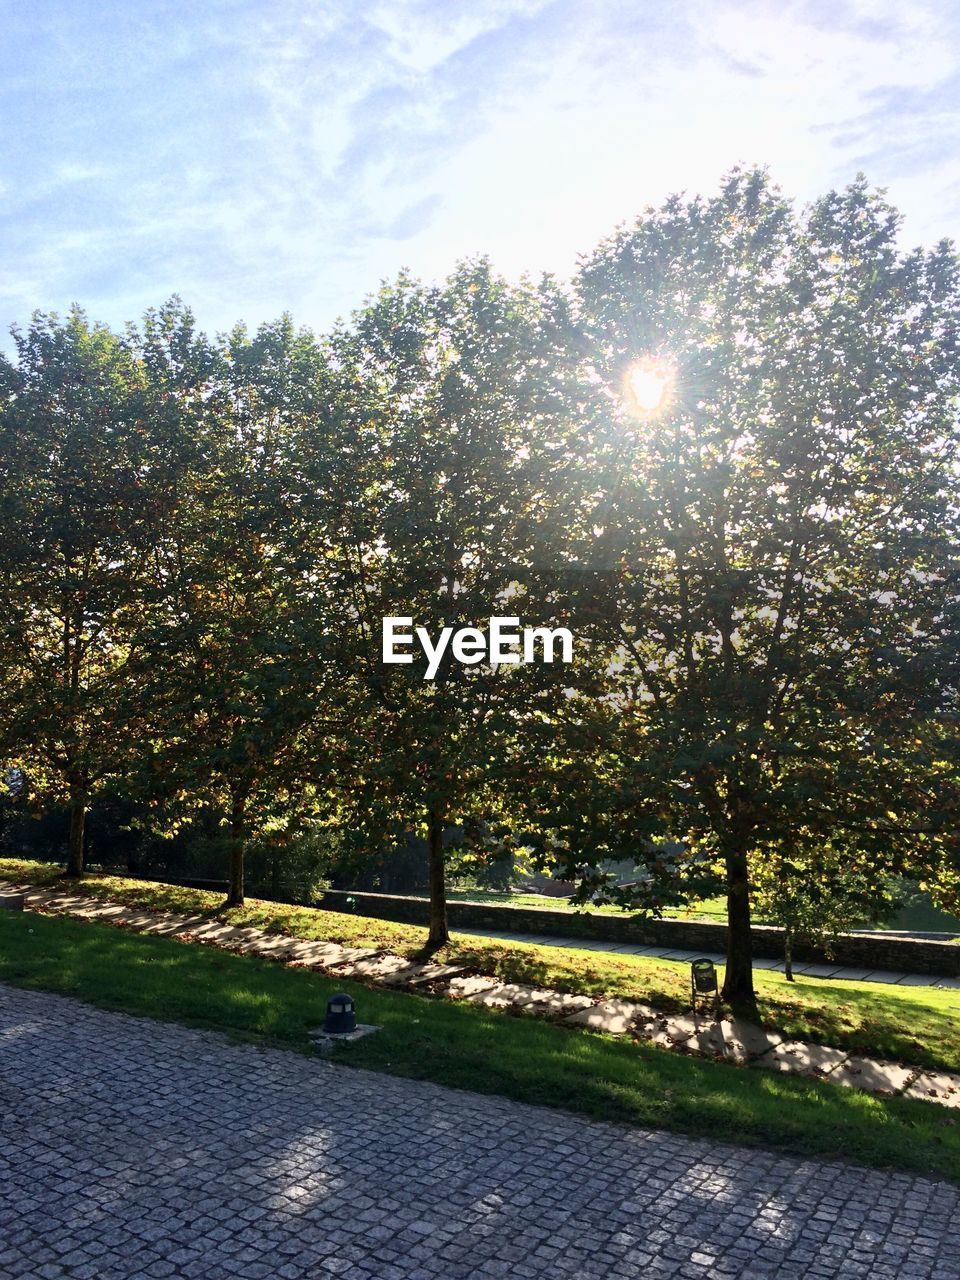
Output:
[
  {"xmin": 570, "ymin": 170, "xmax": 960, "ymax": 1003},
  {"xmin": 0, "ymin": 309, "xmax": 192, "ymax": 876},
  {"xmin": 322, "ymin": 260, "xmax": 590, "ymax": 947},
  {"xmin": 134, "ymin": 309, "xmax": 354, "ymax": 907},
  {"xmin": 752, "ymin": 842, "xmax": 897, "ymax": 980}
]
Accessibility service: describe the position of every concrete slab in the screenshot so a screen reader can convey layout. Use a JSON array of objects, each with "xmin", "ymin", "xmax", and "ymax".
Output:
[
  {"xmin": 562, "ymin": 998, "xmax": 653, "ymax": 1036},
  {"xmin": 858, "ymin": 971, "xmax": 909, "ymax": 985},
  {"xmin": 751, "ymin": 957, "xmax": 782, "ymax": 970},
  {"xmin": 34, "ymin": 894, "xmax": 83, "ymax": 909},
  {"xmin": 447, "ymin": 975, "xmax": 500, "ymax": 999},
  {"xmin": 826, "ymin": 968, "xmax": 874, "ymax": 982},
  {"xmin": 383, "ymin": 962, "xmax": 467, "ymax": 988},
  {"xmin": 514, "ymin": 989, "xmax": 596, "ymax": 1018},
  {"xmin": 790, "ymin": 964, "xmax": 842, "ymax": 978},
  {"xmin": 448, "ymin": 978, "xmax": 597, "ymax": 1017},
  {"xmin": 231, "ymin": 927, "xmax": 295, "ymax": 950},
  {"xmin": 828, "ymin": 1056, "xmax": 917, "ymax": 1095},
  {"xmin": 243, "ymin": 936, "xmax": 306, "ymax": 960},
  {"xmin": 680, "ymin": 1023, "xmax": 729, "ymax": 1057},
  {"xmin": 655, "ymin": 1015, "xmax": 782, "ymax": 1063},
  {"xmin": 287, "ymin": 940, "xmax": 368, "ymax": 966},
  {"xmin": 650, "ymin": 1012, "xmax": 714, "ymax": 1049},
  {"xmin": 904, "ymin": 1071, "xmax": 960, "ymax": 1109},
  {"xmin": 652, "ymin": 1010, "xmax": 697, "ymax": 1034},
  {"xmin": 759, "ymin": 1041, "xmax": 849, "ymax": 1077},
  {"xmin": 125, "ymin": 908, "xmax": 185, "ymax": 922},
  {"xmin": 309, "ymin": 1023, "xmax": 381, "ymax": 1056},
  {"xmin": 721, "ymin": 1019, "xmax": 784, "ymax": 1062},
  {"xmin": 463, "ymin": 981, "xmax": 541, "ymax": 1009},
  {"xmin": 65, "ymin": 906, "xmax": 119, "ymax": 921},
  {"xmin": 151, "ymin": 915, "xmax": 210, "ymax": 933},
  {"xmin": 305, "ymin": 942, "xmax": 381, "ymax": 967},
  {"xmin": 170, "ymin": 922, "xmax": 250, "ymax": 946},
  {"xmin": 933, "ymin": 977, "xmax": 960, "ymax": 989},
  {"xmin": 895, "ymin": 973, "xmax": 941, "ymax": 987},
  {"xmin": 112, "ymin": 911, "xmax": 163, "ymax": 930},
  {"xmin": 324, "ymin": 952, "xmax": 422, "ymax": 981}
]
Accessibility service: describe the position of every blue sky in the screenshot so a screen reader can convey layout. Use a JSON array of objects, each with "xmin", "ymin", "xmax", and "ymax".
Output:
[{"xmin": 2, "ymin": 0, "xmax": 959, "ymax": 347}]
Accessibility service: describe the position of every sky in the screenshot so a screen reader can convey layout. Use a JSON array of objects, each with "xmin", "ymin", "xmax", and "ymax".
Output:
[{"xmin": 1, "ymin": 0, "xmax": 959, "ymax": 348}]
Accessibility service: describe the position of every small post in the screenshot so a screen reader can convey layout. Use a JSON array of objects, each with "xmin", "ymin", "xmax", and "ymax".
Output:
[{"xmin": 322, "ymin": 993, "xmax": 357, "ymax": 1035}]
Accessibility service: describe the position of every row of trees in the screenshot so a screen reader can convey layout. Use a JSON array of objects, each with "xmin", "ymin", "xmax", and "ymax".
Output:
[{"xmin": 2, "ymin": 169, "xmax": 959, "ymax": 1003}]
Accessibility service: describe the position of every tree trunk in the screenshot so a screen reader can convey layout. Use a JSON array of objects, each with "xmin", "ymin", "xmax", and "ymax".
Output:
[
  {"xmin": 426, "ymin": 808, "xmax": 449, "ymax": 949},
  {"xmin": 65, "ymin": 795, "xmax": 86, "ymax": 878},
  {"xmin": 720, "ymin": 844, "xmax": 755, "ymax": 1005},
  {"xmin": 225, "ymin": 790, "xmax": 246, "ymax": 908},
  {"xmin": 784, "ymin": 927, "xmax": 794, "ymax": 982}
]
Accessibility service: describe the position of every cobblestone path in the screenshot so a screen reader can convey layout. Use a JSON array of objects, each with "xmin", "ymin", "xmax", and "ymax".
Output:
[{"xmin": 1, "ymin": 984, "xmax": 958, "ymax": 1279}]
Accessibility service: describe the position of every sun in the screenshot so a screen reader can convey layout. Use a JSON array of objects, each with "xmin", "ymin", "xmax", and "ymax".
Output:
[{"xmin": 624, "ymin": 359, "xmax": 673, "ymax": 415}]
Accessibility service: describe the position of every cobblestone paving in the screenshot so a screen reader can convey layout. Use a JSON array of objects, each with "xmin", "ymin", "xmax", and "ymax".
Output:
[{"xmin": 1, "ymin": 985, "xmax": 959, "ymax": 1279}]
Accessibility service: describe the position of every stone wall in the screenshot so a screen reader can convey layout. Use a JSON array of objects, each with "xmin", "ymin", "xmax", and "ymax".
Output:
[{"xmin": 317, "ymin": 889, "xmax": 960, "ymax": 976}]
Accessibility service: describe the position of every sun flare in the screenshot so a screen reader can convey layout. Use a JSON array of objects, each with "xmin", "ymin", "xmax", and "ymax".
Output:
[{"xmin": 624, "ymin": 359, "xmax": 673, "ymax": 415}]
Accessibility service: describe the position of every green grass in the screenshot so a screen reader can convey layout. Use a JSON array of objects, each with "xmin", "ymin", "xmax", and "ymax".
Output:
[
  {"xmin": 679, "ymin": 893, "xmax": 960, "ymax": 933},
  {"xmin": 1, "ymin": 909, "xmax": 958, "ymax": 1182},
  {"xmin": 2, "ymin": 856, "xmax": 959, "ymax": 1073},
  {"xmin": 446, "ymin": 887, "xmax": 629, "ymax": 913},
  {"xmin": 674, "ymin": 894, "xmax": 731, "ymax": 924}
]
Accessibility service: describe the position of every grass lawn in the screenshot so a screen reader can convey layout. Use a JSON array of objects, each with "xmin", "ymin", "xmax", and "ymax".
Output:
[
  {"xmin": 398, "ymin": 886, "xmax": 960, "ymax": 933},
  {"xmin": 2, "ymin": 857, "xmax": 959, "ymax": 1074},
  {"xmin": 678, "ymin": 893, "xmax": 960, "ymax": 933},
  {"xmin": 1, "ymin": 909, "xmax": 958, "ymax": 1183},
  {"xmin": 447, "ymin": 887, "xmax": 629, "ymax": 913}
]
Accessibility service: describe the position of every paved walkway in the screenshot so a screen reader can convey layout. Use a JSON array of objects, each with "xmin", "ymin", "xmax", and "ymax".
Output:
[
  {"xmin": 455, "ymin": 927, "xmax": 960, "ymax": 990},
  {"xmin": 4, "ymin": 882, "xmax": 960, "ymax": 1109},
  {"xmin": 1, "ymin": 984, "xmax": 958, "ymax": 1280}
]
